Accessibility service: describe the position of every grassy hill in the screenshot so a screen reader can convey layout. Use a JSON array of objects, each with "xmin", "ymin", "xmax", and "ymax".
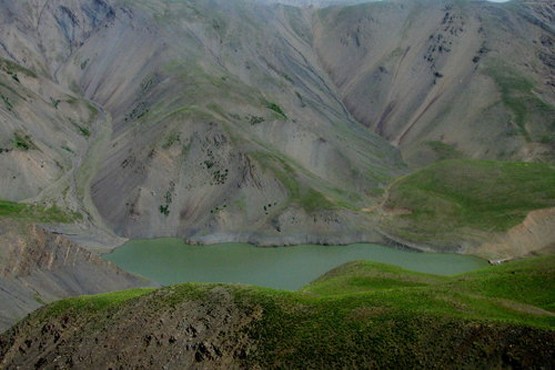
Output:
[
  {"xmin": 1, "ymin": 256, "xmax": 553, "ymax": 368},
  {"xmin": 380, "ymin": 159, "xmax": 555, "ymax": 253}
]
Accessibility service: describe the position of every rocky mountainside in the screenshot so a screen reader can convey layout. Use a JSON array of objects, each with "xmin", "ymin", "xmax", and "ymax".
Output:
[
  {"xmin": 0, "ymin": 0, "xmax": 553, "ymax": 246},
  {"xmin": 0, "ymin": 219, "xmax": 148, "ymax": 332},
  {"xmin": 0, "ymin": 0, "xmax": 406, "ymax": 246},
  {"xmin": 314, "ymin": 0, "xmax": 555, "ymax": 166}
]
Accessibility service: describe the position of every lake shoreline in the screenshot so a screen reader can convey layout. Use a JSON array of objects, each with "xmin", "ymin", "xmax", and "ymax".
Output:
[{"xmin": 103, "ymin": 239, "xmax": 488, "ymax": 290}]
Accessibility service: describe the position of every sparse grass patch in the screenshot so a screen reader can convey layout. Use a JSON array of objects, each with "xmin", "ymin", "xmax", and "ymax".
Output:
[
  {"xmin": 41, "ymin": 288, "xmax": 154, "ymax": 317},
  {"xmin": 162, "ymin": 132, "xmax": 180, "ymax": 149},
  {"xmin": 0, "ymin": 200, "xmax": 81, "ymax": 223},
  {"xmin": 485, "ymin": 63, "xmax": 555, "ymax": 142},
  {"xmin": 249, "ymin": 151, "xmax": 336, "ymax": 213},
  {"xmin": 0, "ymin": 57, "xmax": 37, "ymax": 78},
  {"xmin": 427, "ymin": 140, "xmax": 463, "ymax": 160},
  {"xmin": 12, "ymin": 132, "xmax": 35, "ymax": 151},
  {"xmin": 265, "ymin": 101, "xmax": 287, "ymax": 119},
  {"xmin": 78, "ymin": 126, "xmax": 91, "ymax": 137},
  {"xmin": 1, "ymin": 94, "xmax": 13, "ymax": 111},
  {"xmin": 299, "ymin": 188, "xmax": 335, "ymax": 213}
]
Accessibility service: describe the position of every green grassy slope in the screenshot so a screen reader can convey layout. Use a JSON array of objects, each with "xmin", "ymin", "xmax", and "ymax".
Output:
[
  {"xmin": 380, "ymin": 159, "xmax": 555, "ymax": 248},
  {"xmin": 0, "ymin": 200, "xmax": 80, "ymax": 223},
  {"xmin": 242, "ymin": 256, "xmax": 555, "ymax": 367},
  {"xmin": 2, "ymin": 256, "xmax": 553, "ymax": 368}
]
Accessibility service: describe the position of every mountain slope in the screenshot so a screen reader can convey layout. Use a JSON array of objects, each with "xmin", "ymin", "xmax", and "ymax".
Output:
[
  {"xmin": 314, "ymin": 0, "xmax": 555, "ymax": 166},
  {"xmin": 1, "ymin": 0, "xmax": 553, "ymax": 246},
  {"xmin": 1, "ymin": 256, "xmax": 553, "ymax": 368},
  {"xmin": 0, "ymin": 218, "xmax": 148, "ymax": 332},
  {"xmin": 378, "ymin": 159, "xmax": 555, "ymax": 258},
  {"xmin": 0, "ymin": 0, "xmax": 406, "ymax": 245}
]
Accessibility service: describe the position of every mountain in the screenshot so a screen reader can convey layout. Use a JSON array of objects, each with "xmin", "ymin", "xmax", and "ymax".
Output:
[
  {"xmin": 0, "ymin": 0, "xmax": 406, "ymax": 247},
  {"xmin": 0, "ymin": 0, "xmax": 553, "ymax": 364},
  {"xmin": 0, "ymin": 218, "xmax": 148, "ymax": 332},
  {"xmin": 313, "ymin": 0, "xmax": 555, "ymax": 166},
  {"xmin": 1, "ymin": 256, "xmax": 553, "ymax": 368},
  {"xmin": 258, "ymin": 0, "xmax": 377, "ymax": 7},
  {"xmin": 0, "ymin": 0, "xmax": 553, "ymax": 250},
  {"xmin": 0, "ymin": 0, "xmax": 553, "ymax": 248}
]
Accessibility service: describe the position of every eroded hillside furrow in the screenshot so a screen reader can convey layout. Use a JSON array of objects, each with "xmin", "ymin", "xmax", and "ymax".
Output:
[{"xmin": 313, "ymin": 0, "xmax": 555, "ymax": 166}]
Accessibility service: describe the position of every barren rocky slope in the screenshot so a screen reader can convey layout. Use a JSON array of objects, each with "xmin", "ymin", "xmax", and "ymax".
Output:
[
  {"xmin": 1, "ymin": 0, "xmax": 553, "ymax": 247},
  {"xmin": 0, "ymin": 0, "xmax": 407, "ymax": 245},
  {"xmin": 314, "ymin": 0, "xmax": 555, "ymax": 166},
  {"xmin": 0, "ymin": 219, "xmax": 148, "ymax": 332}
]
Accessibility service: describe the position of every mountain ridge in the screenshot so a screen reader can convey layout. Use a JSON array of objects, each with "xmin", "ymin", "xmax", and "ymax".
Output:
[{"xmin": 0, "ymin": 0, "xmax": 553, "ymax": 248}]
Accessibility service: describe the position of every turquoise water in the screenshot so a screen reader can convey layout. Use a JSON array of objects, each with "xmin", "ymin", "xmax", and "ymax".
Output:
[{"xmin": 104, "ymin": 239, "xmax": 488, "ymax": 290}]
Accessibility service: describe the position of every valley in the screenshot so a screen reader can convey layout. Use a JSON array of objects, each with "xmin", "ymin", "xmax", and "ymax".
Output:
[{"xmin": 0, "ymin": 0, "xmax": 553, "ymax": 367}]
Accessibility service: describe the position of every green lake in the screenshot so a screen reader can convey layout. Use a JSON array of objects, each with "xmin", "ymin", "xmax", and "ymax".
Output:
[{"xmin": 104, "ymin": 239, "xmax": 488, "ymax": 290}]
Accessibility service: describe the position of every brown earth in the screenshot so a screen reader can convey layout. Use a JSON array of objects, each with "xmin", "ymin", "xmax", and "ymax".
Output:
[{"xmin": 0, "ymin": 219, "xmax": 150, "ymax": 333}]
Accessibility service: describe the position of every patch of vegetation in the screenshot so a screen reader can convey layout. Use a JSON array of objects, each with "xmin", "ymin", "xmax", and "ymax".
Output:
[
  {"xmin": 299, "ymin": 188, "xmax": 335, "ymax": 213},
  {"xmin": 1, "ymin": 94, "xmax": 13, "ymax": 112},
  {"xmin": 263, "ymin": 202, "xmax": 278, "ymax": 215},
  {"xmin": 210, "ymin": 204, "xmax": 227, "ymax": 214},
  {"xmin": 302, "ymin": 261, "xmax": 444, "ymax": 296},
  {"xmin": 0, "ymin": 200, "xmax": 81, "ymax": 223},
  {"xmin": 240, "ymin": 256, "xmax": 554, "ymax": 368},
  {"xmin": 383, "ymin": 159, "xmax": 555, "ymax": 243},
  {"xmin": 41, "ymin": 289, "xmax": 154, "ymax": 317},
  {"xmin": 12, "ymin": 132, "xmax": 36, "ymax": 151},
  {"xmin": 265, "ymin": 101, "xmax": 287, "ymax": 119},
  {"xmin": 61, "ymin": 145, "xmax": 75, "ymax": 154},
  {"xmin": 80, "ymin": 58, "xmax": 90, "ymax": 70},
  {"xmin": 78, "ymin": 125, "xmax": 91, "ymax": 137},
  {"xmin": 162, "ymin": 132, "xmax": 180, "ymax": 149},
  {"xmin": 486, "ymin": 63, "xmax": 555, "ymax": 142},
  {"xmin": 159, "ymin": 183, "xmax": 175, "ymax": 217},
  {"xmin": 211, "ymin": 168, "xmax": 229, "ymax": 185},
  {"xmin": 159, "ymin": 204, "xmax": 170, "ymax": 216},
  {"xmin": 50, "ymin": 97, "xmax": 61, "ymax": 109},
  {"xmin": 426, "ymin": 140, "xmax": 463, "ymax": 160},
  {"xmin": 249, "ymin": 151, "xmax": 337, "ymax": 213},
  {"xmin": 248, "ymin": 115, "xmax": 265, "ymax": 125},
  {"xmin": 124, "ymin": 101, "xmax": 150, "ymax": 122},
  {"xmin": 0, "ymin": 57, "xmax": 37, "ymax": 79}
]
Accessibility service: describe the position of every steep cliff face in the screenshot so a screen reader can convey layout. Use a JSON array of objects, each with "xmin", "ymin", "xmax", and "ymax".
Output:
[
  {"xmin": 314, "ymin": 0, "xmax": 555, "ymax": 166},
  {"xmin": 0, "ymin": 220, "xmax": 148, "ymax": 332}
]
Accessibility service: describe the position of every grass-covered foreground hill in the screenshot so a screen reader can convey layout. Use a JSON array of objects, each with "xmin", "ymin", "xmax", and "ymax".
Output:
[
  {"xmin": 379, "ymin": 159, "xmax": 555, "ymax": 258},
  {"xmin": 1, "ymin": 256, "xmax": 553, "ymax": 368}
]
